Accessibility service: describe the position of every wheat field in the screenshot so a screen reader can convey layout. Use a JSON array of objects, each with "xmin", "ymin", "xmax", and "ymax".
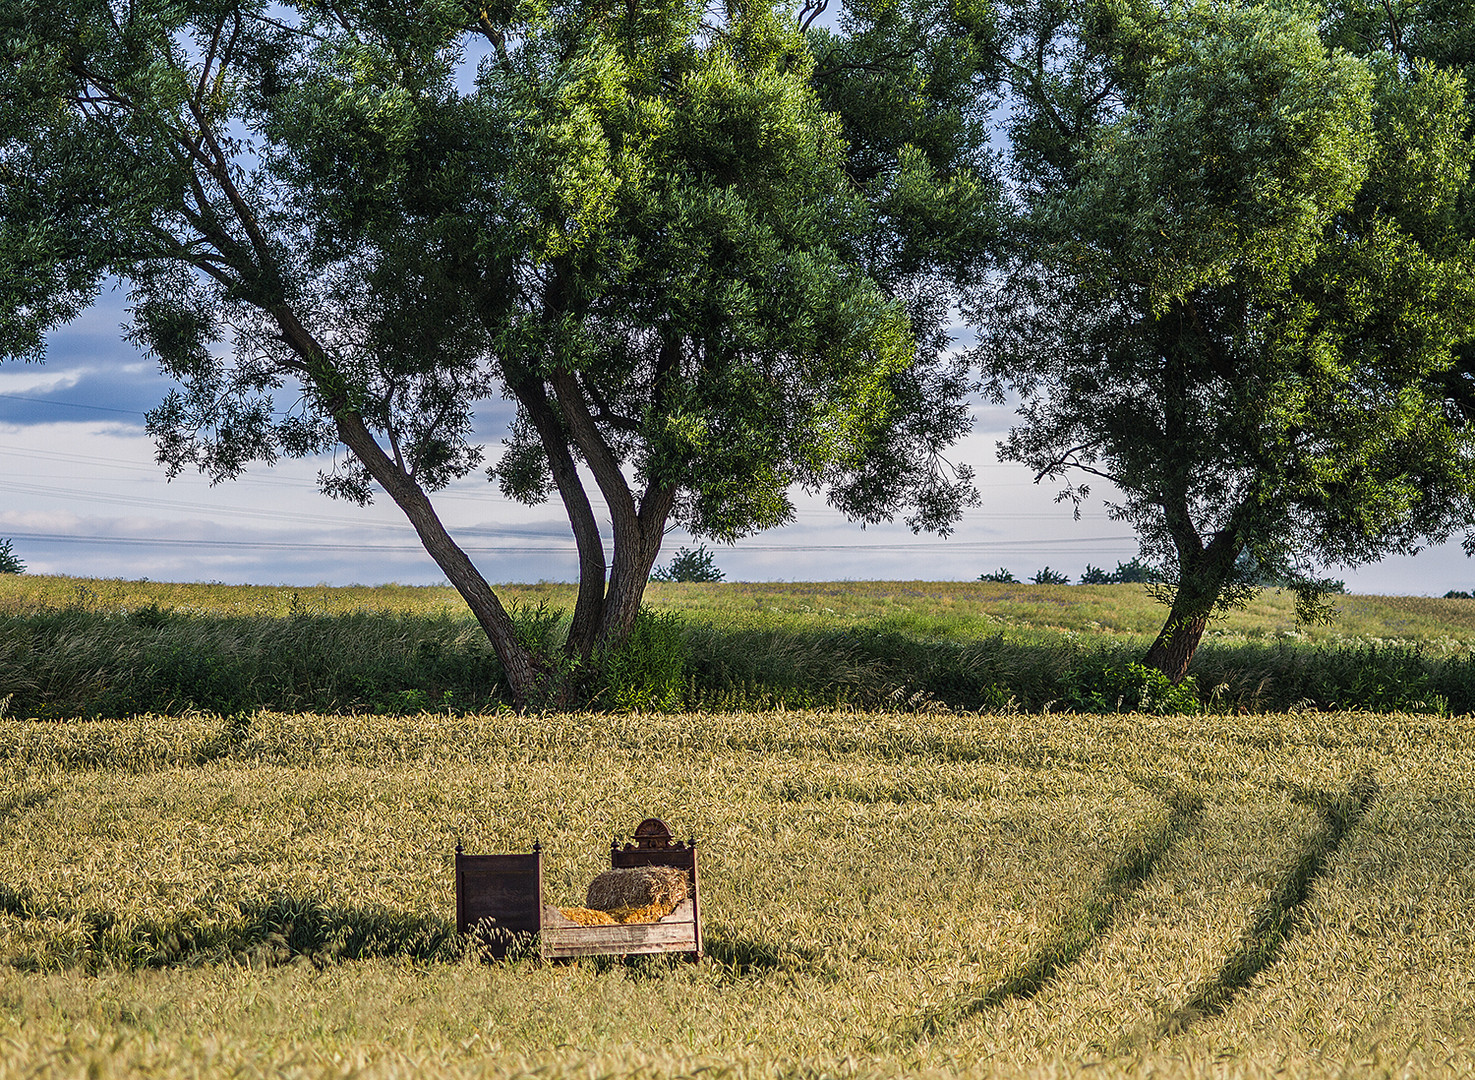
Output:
[
  {"xmin": 0, "ymin": 706, "xmax": 1470, "ymax": 1078},
  {"xmin": 10, "ymin": 574, "xmax": 1475, "ymax": 646}
]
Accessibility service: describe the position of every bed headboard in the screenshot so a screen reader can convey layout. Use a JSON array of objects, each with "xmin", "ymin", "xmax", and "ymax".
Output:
[{"xmin": 610, "ymin": 818, "xmax": 697, "ymax": 877}]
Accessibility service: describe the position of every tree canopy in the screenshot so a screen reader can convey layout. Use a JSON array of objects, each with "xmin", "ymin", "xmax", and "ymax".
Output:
[
  {"xmin": 2, "ymin": 0, "xmax": 1000, "ymax": 704},
  {"xmin": 977, "ymin": 0, "xmax": 1475, "ymax": 679}
]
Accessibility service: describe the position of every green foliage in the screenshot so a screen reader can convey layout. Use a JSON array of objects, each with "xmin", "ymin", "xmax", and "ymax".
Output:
[
  {"xmin": 0, "ymin": 0, "xmax": 995, "ymax": 693},
  {"xmin": 595, "ymin": 608, "xmax": 688, "ymax": 711},
  {"xmin": 978, "ymin": 568, "xmax": 1017, "ymax": 582},
  {"xmin": 1077, "ymin": 561, "xmax": 1160, "ymax": 586},
  {"xmin": 0, "ymin": 540, "xmax": 23, "ymax": 575},
  {"xmin": 507, "ymin": 601, "xmax": 568, "ymax": 656},
  {"xmin": 1031, "ymin": 567, "xmax": 1070, "ymax": 585},
  {"xmin": 0, "ymin": 605, "xmax": 507, "ymax": 720},
  {"xmin": 1071, "ymin": 663, "xmax": 1203, "ymax": 716},
  {"xmin": 1111, "ymin": 559, "xmax": 1157, "ymax": 584},
  {"xmin": 650, "ymin": 544, "xmax": 725, "ymax": 583},
  {"xmin": 6, "ymin": 588, "xmax": 1473, "ymax": 718},
  {"xmin": 981, "ymin": 0, "xmax": 1475, "ymax": 676}
]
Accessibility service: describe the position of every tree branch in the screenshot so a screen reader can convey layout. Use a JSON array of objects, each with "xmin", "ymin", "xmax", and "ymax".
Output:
[{"xmin": 194, "ymin": 13, "xmax": 227, "ymax": 107}]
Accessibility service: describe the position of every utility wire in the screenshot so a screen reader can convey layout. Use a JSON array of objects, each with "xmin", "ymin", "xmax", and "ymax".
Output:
[
  {"xmin": 1, "ymin": 529, "xmax": 1137, "ymax": 554},
  {"xmin": 0, "ymin": 392, "xmax": 143, "ymax": 416}
]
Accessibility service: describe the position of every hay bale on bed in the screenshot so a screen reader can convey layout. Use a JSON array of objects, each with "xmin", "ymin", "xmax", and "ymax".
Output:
[{"xmin": 585, "ymin": 865, "xmax": 689, "ymax": 912}]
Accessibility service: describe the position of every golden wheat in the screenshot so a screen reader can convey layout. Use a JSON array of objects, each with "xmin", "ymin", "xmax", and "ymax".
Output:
[
  {"xmin": 0, "ymin": 707, "xmax": 1471, "ymax": 1078},
  {"xmin": 556, "ymin": 907, "xmax": 618, "ymax": 926}
]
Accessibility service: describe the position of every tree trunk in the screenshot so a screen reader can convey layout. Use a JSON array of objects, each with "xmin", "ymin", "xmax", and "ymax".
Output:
[
  {"xmin": 1142, "ymin": 328, "xmax": 1254, "ymax": 686},
  {"xmin": 592, "ymin": 335, "xmax": 682, "ymax": 646},
  {"xmin": 547, "ymin": 367, "xmax": 680, "ymax": 650},
  {"xmin": 332, "ymin": 412, "xmax": 542, "ymax": 706},
  {"xmin": 598, "ymin": 481, "xmax": 678, "ymax": 646},
  {"xmin": 1143, "ymin": 605, "xmax": 1213, "ymax": 684},
  {"xmin": 1143, "ymin": 538, "xmax": 1242, "ymax": 684},
  {"xmin": 271, "ymin": 309, "xmax": 542, "ymax": 706},
  {"xmin": 512, "ymin": 379, "xmax": 607, "ymax": 659}
]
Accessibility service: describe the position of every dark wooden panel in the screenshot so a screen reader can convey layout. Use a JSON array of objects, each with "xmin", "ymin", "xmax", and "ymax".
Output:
[
  {"xmin": 456, "ymin": 851, "xmax": 543, "ymax": 954},
  {"xmin": 612, "ymin": 847, "xmax": 696, "ymax": 872}
]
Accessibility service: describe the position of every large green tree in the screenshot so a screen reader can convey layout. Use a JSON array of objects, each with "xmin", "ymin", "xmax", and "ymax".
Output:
[
  {"xmin": 976, "ymin": 0, "xmax": 1475, "ymax": 680},
  {"xmin": 1, "ymin": 0, "xmax": 997, "ymax": 704}
]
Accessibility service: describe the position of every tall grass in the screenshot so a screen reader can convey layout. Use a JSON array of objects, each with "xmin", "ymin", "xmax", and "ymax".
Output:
[
  {"xmin": 0, "ymin": 606, "xmax": 508, "ymax": 718},
  {"xmin": 3, "ymin": 575, "xmax": 1473, "ymax": 717}
]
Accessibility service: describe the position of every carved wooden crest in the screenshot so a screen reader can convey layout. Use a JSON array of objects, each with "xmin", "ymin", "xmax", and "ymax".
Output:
[{"xmin": 614, "ymin": 817, "xmax": 691, "ymax": 852}]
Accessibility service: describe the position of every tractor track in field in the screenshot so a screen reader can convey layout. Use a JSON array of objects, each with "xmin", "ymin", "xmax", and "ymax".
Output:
[{"xmin": 899, "ymin": 773, "xmax": 1379, "ymax": 1047}]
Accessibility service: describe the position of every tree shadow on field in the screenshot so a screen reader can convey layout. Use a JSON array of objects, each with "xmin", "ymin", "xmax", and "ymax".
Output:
[
  {"xmin": 0, "ymin": 886, "xmax": 462, "ymax": 972},
  {"xmin": 1157, "ymin": 773, "xmax": 1380, "ymax": 1037},
  {"xmin": 702, "ymin": 933, "xmax": 822, "ymax": 980},
  {"xmin": 895, "ymin": 788, "xmax": 1204, "ymax": 1044}
]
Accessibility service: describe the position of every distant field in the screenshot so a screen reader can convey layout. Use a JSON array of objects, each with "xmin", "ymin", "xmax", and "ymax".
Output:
[
  {"xmin": 0, "ymin": 708, "xmax": 1470, "ymax": 1078},
  {"xmin": 7, "ymin": 573, "xmax": 1475, "ymax": 647}
]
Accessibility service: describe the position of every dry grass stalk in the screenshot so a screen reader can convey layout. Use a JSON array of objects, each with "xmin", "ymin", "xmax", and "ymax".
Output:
[
  {"xmin": 584, "ymin": 865, "xmax": 688, "ymax": 911},
  {"xmin": 605, "ymin": 900, "xmax": 677, "ymax": 923},
  {"xmin": 556, "ymin": 907, "xmax": 617, "ymax": 926}
]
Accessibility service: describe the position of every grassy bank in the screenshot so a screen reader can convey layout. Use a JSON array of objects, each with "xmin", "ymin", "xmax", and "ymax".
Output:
[
  {"xmin": 0, "ymin": 707, "xmax": 1471, "ymax": 1078},
  {"xmin": 3, "ymin": 575, "xmax": 1474, "ymax": 717}
]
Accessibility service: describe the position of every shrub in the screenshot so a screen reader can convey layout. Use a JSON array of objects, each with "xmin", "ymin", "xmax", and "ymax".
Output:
[
  {"xmin": 1031, "ymin": 567, "xmax": 1070, "ymax": 585},
  {"xmin": 0, "ymin": 539, "xmax": 24, "ymax": 574},
  {"xmin": 1103, "ymin": 662, "xmax": 1202, "ymax": 714},
  {"xmin": 978, "ymin": 568, "xmax": 1017, "ymax": 583},
  {"xmin": 597, "ymin": 608, "xmax": 688, "ymax": 711},
  {"xmin": 650, "ymin": 544, "xmax": 724, "ymax": 583},
  {"xmin": 1079, "ymin": 559, "xmax": 1158, "ymax": 584},
  {"xmin": 507, "ymin": 599, "xmax": 565, "ymax": 654},
  {"xmin": 1109, "ymin": 557, "xmax": 1157, "ymax": 583},
  {"xmin": 1057, "ymin": 662, "xmax": 1201, "ymax": 714}
]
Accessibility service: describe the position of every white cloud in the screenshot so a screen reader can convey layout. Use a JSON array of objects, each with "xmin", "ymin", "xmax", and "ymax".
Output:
[
  {"xmin": 6, "ymin": 303, "xmax": 1470, "ymax": 593},
  {"xmin": 0, "ymin": 368, "xmax": 87, "ymax": 394}
]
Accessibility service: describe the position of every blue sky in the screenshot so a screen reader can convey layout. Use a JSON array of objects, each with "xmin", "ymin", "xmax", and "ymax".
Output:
[{"xmin": 2, "ymin": 285, "xmax": 1473, "ymax": 593}]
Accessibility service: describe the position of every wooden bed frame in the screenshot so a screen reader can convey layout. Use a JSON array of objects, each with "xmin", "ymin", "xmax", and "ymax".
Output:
[{"xmin": 455, "ymin": 818, "xmax": 702, "ymax": 961}]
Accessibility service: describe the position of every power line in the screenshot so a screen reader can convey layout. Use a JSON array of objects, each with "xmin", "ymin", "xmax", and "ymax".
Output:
[
  {"xmin": 0, "ymin": 531, "xmax": 572, "ymax": 554},
  {"xmin": 0, "ymin": 391, "xmax": 144, "ymax": 416},
  {"xmin": 0, "ymin": 529, "xmax": 1136, "ymax": 555}
]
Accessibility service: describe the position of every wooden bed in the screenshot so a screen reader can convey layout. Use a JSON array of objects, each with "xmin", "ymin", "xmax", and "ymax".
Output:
[{"xmin": 455, "ymin": 818, "xmax": 702, "ymax": 961}]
